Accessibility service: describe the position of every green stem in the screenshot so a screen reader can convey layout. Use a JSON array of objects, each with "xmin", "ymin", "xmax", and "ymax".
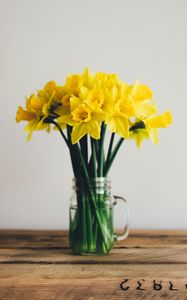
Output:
[
  {"xmin": 104, "ymin": 137, "xmax": 124, "ymax": 176},
  {"xmin": 90, "ymin": 138, "xmax": 97, "ymax": 178},
  {"xmin": 88, "ymin": 139, "xmax": 99, "ymax": 171},
  {"xmin": 80, "ymin": 193, "xmax": 87, "ymax": 252},
  {"xmin": 66, "ymin": 126, "xmax": 81, "ymax": 178},
  {"xmin": 103, "ymin": 121, "xmax": 145, "ymax": 176},
  {"xmin": 105, "ymin": 132, "xmax": 115, "ymax": 166},
  {"xmin": 86, "ymin": 198, "xmax": 94, "ymax": 252},
  {"xmin": 80, "ymin": 135, "xmax": 88, "ymax": 168},
  {"xmin": 98, "ymin": 123, "xmax": 106, "ymax": 177},
  {"xmin": 95, "ymin": 140, "xmax": 99, "ymax": 160},
  {"xmin": 74, "ymin": 142, "xmax": 109, "ymax": 250}
]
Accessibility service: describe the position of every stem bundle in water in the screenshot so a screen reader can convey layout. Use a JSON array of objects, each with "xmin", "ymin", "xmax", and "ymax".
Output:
[{"xmin": 54, "ymin": 122, "xmax": 144, "ymax": 254}]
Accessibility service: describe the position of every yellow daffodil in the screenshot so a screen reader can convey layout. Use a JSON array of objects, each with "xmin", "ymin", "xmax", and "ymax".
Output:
[
  {"xmin": 84, "ymin": 89, "xmax": 105, "ymax": 111},
  {"xmin": 15, "ymin": 106, "xmax": 50, "ymax": 140},
  {"xmin": 130, "ymin": 129, "xmax": 149, "ymax": 148},
  {"xmin": 16, "ymin": 80, "xmax": 65, "ymax": 140},
  {"xmin": 105, "ymin": 94, "xmax": 130, "ymax": 139},
  {"xmin": 16, "ymin": 106, "xmax": 37, "ymax": 123},
  {"xmin": 16, "ymin": 68, "xmax": 172, "ymax": 146},
  {"xmin": 26, "ymin": 95, "xmax": 45, "ymax": 115},
  {"xmin": 145, "ymin": 111, "xmax": 172, "ymax": 128},
  {"xmin": 64, "ymin": 68, "xmax": 94, "ymax": 96},
  {"xmin": 37, "ymin": 81, "xmax": 64, "ymax": 103},
  {"xmin": 94, "ymin": 72, "xmax": 120, "ymax": 90},
  {"xmin": 57, "ymin": 96, "xmax": 106, "ymax": 143},
  {"xmin": 124, "ymin": 81, "xmax": 156, "ymax": 118},
  {"xmin": 24, "ymin": 118, "xmax": 50, "ymax": 140},
  {"xmin": 61, "ymin": 94, "xmax": 71, "ymax": 107},
  {"xmin": 104, "ymin": 84, "xmax": 131, "ymax": 139},
  {"xmin": 128, "ymin": 81, "xmax": 153, "ymax": 103},
  {"xmin": 65, "ymin": 74, "xmax": 81, "ymax": 96},
  {"xmin": 72, "ymin": 104, "xmax": 92, "ymax": 123},
  {"xmin": 107, "ymin": 114, "xmax": 129, "ymax": 139},
  {"xmin": 144, "ymin": 111, "xmax": 172, "ymax": 144},
  {"xmin": 71, "ymin": 115, "xmax": 102, "ymax": 144}
]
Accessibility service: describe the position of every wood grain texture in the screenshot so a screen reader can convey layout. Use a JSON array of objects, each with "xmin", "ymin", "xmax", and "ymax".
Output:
[
  {"xmin": 0, "ymin": 230, "xmax": 187, "ymax": 299},
  {"xmin": 0, "ymin": 229, "xmax": 187, "ymax": 248}
]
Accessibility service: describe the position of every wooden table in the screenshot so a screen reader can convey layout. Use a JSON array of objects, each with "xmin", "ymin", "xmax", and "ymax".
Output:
[{"xmin": 0, "ymin": 230, "xmax": 187, "ymax": 299}]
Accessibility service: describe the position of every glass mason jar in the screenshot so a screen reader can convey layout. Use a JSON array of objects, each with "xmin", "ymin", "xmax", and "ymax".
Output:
[{"xmin": 69, "ymin": 177, "xmax": 129, "ymax": 255}]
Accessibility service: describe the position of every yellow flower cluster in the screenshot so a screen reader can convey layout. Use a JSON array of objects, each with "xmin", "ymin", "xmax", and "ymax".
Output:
[{"xmin": 16, "ymin": 68, "xmax": 172, "ymax": 146}]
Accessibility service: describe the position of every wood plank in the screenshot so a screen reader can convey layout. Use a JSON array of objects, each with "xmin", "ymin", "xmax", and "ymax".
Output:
[
  {"xmin": 1, "ymin": 279, "xmax": 187, "ymax": 300},
  {"xmin": 1, "ymin": 264, "xmax": 187, "ymax": 299},
  {"xmin": 0, "ymin": 264, "xmax": 187, "ymax": 282},
  {"xmin": 0, "ymin": 230, "xmax": 186, "ymax": 249},
  {"xmin": 0, "ymin": 230, "xmax": 187, "ymax": 299},
  {"xmin": 0, "ymin": 247, "xmax": 187, "ymax": 264}
]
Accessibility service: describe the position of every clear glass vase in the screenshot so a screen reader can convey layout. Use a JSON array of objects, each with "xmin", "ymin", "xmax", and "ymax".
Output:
[{"xmin": 69, "ymin": 177, "xmax": 129, "ymax": 255}]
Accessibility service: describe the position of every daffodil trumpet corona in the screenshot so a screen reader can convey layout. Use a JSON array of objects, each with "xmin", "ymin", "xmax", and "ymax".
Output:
[{"xmin": 16, "ymin": 68, "xmax": 172, "ymax": 254}]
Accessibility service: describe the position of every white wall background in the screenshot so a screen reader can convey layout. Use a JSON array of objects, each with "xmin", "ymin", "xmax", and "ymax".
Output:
[{"xmin": 0, "ymin": 0, "xmax": 186, "ymax": 230}]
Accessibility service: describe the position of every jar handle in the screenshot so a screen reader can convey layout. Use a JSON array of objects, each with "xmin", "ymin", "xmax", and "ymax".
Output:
[{"xmin": 113, "ymin": 195, "xmax": 130, "ymax": 241}]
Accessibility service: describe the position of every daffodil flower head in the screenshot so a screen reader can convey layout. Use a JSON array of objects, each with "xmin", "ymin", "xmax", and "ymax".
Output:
[
  {"xmin": 62, "ymin": 94, "xmax": 71, "ymax": 106},
  {"xmin": 72, "ymin": 104, "xmax": 92, "ymax": 123},
  {"xmin": 16, "ymin": 106, "xmax": 38, "ymax": 123},
  {"xmin": 16, "ymin": 68, "xmax": 172, "ymax": 146}
]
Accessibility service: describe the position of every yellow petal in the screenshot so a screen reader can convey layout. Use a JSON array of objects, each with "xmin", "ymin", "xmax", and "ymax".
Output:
[
  {"xmin": 130, "ymin": 129, "xmax": 149, "ymax": 148},
  {"xmin": 107, "ymin": 116, "xmax": 129, "ymax": 139},
  {"xmin": 65, "ymin": 74, "xmax": 81, "ymax": 95},
  {"xmin": 81, "ymin": 67, "xmax": 94, "ymax": 88},
  {"xmin": 131, "ymin": 82, "xmax": 153, "ymax": 102},
  {"xmin": 135, "ymin": 101, "xmax": 157, "ymax": 118},
  {"xmin": 24, "ymin": 120, "xmax": 38, "ymax": 140},
  {"xmin": 61, "ymin": 95, "xmax": 71, "ymax": 107},
  {"xmin": 55, "ymin": 105, "xmax": 70, "ymax": 116},
  {"xmin": 118, "ymin": 99, "xmax": 135, "ymax": 118},
  {"xmin": 57, "ymin": 114, "xmax": 76, "ymax": 126},
  {"xmin": 27, "ymin": 95, "xmax": 45, "ymax": 113},
  {"xmin": 72, "ymin": 104, "xmax": 92, "ymax": 123},
  {"xmin": 79, "ymin": 86, "xmax": 89, "ymax": 99},
  {"xmin": 36, "ymin": 118, "xmax": 49, "ymax": 130},
  {"xmin": 70, "ymin": 96, "xmax": 81, "ymax": 111},
  {"xmin": 147, "ymin": 128, "xmax": 159, "ymax": 144},
  {"xmin": 93, "ymin": 111, "xmax": 107, "ymax": 122},
  {"xmin": 85, "ymin": 89, "xmax": 105, "ymax": 111},
  {"xmin": 71, "ymin": 123, "xmax": 87, "ymax": 144},
  {"xmin": 146, "ymin": 111, "xmax": 172, "ymax": 128},
  {"xmin": 16, "ymin": 106, "xmax": 37, "ymax": 123},
  {"xmin": 86, "ymin": 120, "xmax": 100, "ymax": 140}
]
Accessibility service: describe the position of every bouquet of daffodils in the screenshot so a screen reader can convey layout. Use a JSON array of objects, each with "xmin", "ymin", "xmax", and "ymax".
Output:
[{"xmin": 16, "ymin": 68, "xmax": 172, "ymax": 254}]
